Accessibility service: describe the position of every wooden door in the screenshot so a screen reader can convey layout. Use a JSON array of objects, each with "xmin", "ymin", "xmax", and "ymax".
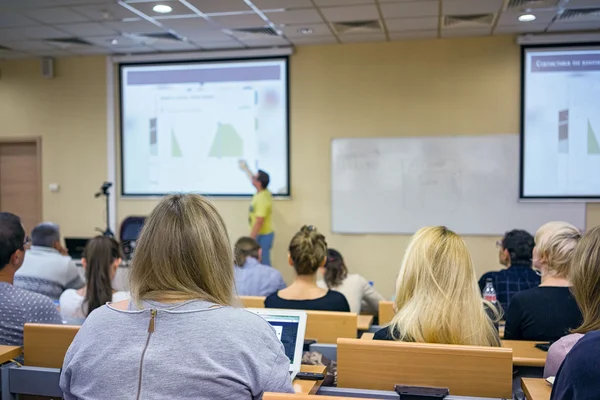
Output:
[{"xmin": 0, "ymin": 140, "xmax": 42, "ymax": 233}]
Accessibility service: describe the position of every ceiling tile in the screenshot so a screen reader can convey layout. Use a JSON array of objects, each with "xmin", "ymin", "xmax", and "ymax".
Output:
[
  {"xmin": 57, "ymin": 22, "xmax": 119, "ymax": 36},
  {"xmin": 68, "ymin": 46, "xmax": 112, "ymax": 54},
  {"xmin": 494, "ymin": 23, "xmax": 549, "ymax": 34},
  {"xmin": 314, "ymin": 0, "xmax": 374, "ymax": 6},
  {"xmin": 340, "ymin": 32, "xmax": 386, "ymax": 43},
  {"xmin": 496, "ymin": 10, "xmax": 556, "ymax": 26},
  {"xmin": 251, "ymin": 0, "xmax": 313, "ymax": 9},
  {"xmin": 380, "ymin": 1, "xmax": 438, "ymax": 19},
  {"xmin": 51, "ymin": 0, "xmax": 114, "ymax": 4},
  {"xmin": 0, "ymin": 51, "xmax": 31, "ymax": 59},
  {"xmin": 200, "ymin": 39, "xmax": 245, "ymax": 49},
  {"xmin": 566, "ymin": 0, "xmax": 600, "ymax": 7},
  {"xmin": 389, "ymin": 30, "xmax": 437, "ymax": 40},
  {"xmin": 0, "ymin": 0, "xmax": 60, "ymax": 9},
  {"xmin": 0, "ymin": 29, "xmax": 28, "ymax": 43},
  {"xmin": 71, "ymin": 4, "xmax": 140, "ymax": 21},
  {"xmin": 23, "ymin": 7, "xmax": 90, "ymax": 24},
  {"xmin": 158, "ymin": 15, "xmax": 213, "ymax": 31},
  {"xmin": 111, "ymin": 45, "xmax": 156, "ymax": 54},
  {"xmin": 103, "ymin": 20, "xmax": 165, "ymax": 34},
  {"xmin": 441, "ymin": 27, "xmax": 491, "ymax": 37},
  {"xmin": 548, "ymin": 21, "xmax": 600, "ymax": 32},
  {"xmin": 2, "ymin": 40, "xmax": 59, "ymax": 51},
  {"xmin": 289, "ymin": 34, "xmax": 337, "ymax": 45},
  {"xmin": 239, "ymin": 35, "xmax": 290, "ymax": 46},
  {"xmin": 265, "ymin": 8, "xmax": 323, "ymax": 24},
  {"xmin": 85, "ymin": 35, "xmax": 149, "ymax": 47},
  {"xmin": 0, "ymin": 13, "xmax": 39, "ymax": 28},
  {"xmin": 385, "ymin": 17, "xmax": 438, "ymax": 32},
  {"xmin": 128, "ymin": 1, "xmax": 198, "ymax": 18},
  {"xmin": 19, "ymin": 26, "xmax": 72, "ymax": 40},
  {"xmin": 184, "ymin": 0, "xmax": 252, "ymax": 14},
  {"xmin": 282, "ymin": 23, "xmax": 332, "ymax": 37},
  {"xmin": 443, "ymin": 0, "xmax": 502, "ymax": 16},
  {"xmin": 209, "ymin": 13, "xmax": 268, "ymax": 28},
  {"xmin": 149, "ymin": 40, "xmax": 199, "ymax": 51},
  {"xmin": 320, "ymin": 5, "xmax": 379, "ymax": 22}
]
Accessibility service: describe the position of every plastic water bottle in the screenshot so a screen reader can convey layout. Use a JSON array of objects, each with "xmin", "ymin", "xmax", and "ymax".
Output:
[{"xmin": 483, "ymin": 278, "xmax": 497, "ymax": 304}]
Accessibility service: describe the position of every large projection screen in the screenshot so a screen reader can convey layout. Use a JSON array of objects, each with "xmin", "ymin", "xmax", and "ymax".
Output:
[
  {"xmin": 521, "ymin": 44, "xmax": 600, "ymax": 200},
  {"xmin": 120, "ymin": 57, "xmax": 289, "ymax": 196}
]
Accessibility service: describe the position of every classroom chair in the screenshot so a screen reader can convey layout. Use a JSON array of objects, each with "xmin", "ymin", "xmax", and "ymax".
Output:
[
  {"xmin": 378, "ymin": 301, "xmax": 394, "ymax": 326},
  {"xmin": 240, "ymin": 296, "xmax": 266, "ymax": 308},
  {"xmin": 337, "ymin": 338, "xmax": 513, "ymax": 399},
  {"xmin": 24, "ymin": 323, "xmax": 80, "ymax": 368},
  {"xmin": 305, "ymin": 311, "xmax": 357, "ymax": 344}
]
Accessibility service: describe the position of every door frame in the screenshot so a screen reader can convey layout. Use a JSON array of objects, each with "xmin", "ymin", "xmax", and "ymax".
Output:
[{"xmin": 0, "ymin": 136, "xmax": 43, "ymax": 223}]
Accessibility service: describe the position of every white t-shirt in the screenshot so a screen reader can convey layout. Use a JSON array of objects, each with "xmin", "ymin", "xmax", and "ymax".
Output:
[
  {"xmin": 60, "ymin": 289, "xmax": 130, "ymax": 320},
  {"xmin": 317, "ymin": 273, "xmax": 385, "ymax": 314}
]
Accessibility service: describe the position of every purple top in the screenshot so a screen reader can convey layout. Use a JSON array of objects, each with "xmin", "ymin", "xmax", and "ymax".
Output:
[{"xmin": 544, "ymin": 333, "xmax": 583, "ymax": 378}]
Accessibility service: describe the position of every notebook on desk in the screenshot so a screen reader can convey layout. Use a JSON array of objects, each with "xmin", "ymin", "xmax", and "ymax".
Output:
[{"xmin": 247, "ymin": 309, "xmax": 307, "ymax": 380}]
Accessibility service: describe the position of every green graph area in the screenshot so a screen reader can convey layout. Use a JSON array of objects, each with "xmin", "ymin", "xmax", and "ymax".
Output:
[
  {"xmin": 209, "ymin": 123, "xmax": 243, "ymax": 158},
  {"xmin": 171, "ymin": 129, "xmax": 182, "ymax": 157},
  {"xmin": 588, "ymin": 119, "xmax": 600, "ymax": 155}
]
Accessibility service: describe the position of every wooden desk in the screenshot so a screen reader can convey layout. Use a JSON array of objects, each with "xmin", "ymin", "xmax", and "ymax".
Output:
[
  {"xmin": 0, "ymin": 345, "xmax": 21, "ymax": 364},
  {"xmin": 502, "ymin": 340, "xmax": 547, "ymax": 367},
  {"xmin": 361, "ymin": 332, "xmax": 375, "ymax": 340},
  {"xmin": 293, "ymin": 365, "xmax": 327, "ymax": 394},
  {"xmin": 522, "ymin": 378, "xmax": 551, "ymax": 400},
  {"xmin": 357, "ymin": 315, "xmax": 374, "ymax": 331}
]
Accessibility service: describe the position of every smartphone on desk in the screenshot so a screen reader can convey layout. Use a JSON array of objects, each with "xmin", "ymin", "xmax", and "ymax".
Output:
[{"xmin": 295, "ymin": 372, "xmax": 325, "ymax": 381}]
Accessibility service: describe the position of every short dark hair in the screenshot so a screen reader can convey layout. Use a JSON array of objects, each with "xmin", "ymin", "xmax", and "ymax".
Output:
[
  {"xmin": 0, "ymin": 212, "xmax": 25, "ymax": 269},
  {"xmin": 256, "ymin": 170, "xmax": 270, "ymax": 189},
  {"xmin": 502, "ymin": 229, "xmax": 535, "ymax": 265},
  {"xmin": 31, "ymin": 222, "xmax": 60, "ymax": 247},
  {"xmin": 324, "ymin": 248, "xmax": 348, "ymax": 288},
  {"xmin": 234, "ymin": 237, "xmax": 260, "ymax": 266}
]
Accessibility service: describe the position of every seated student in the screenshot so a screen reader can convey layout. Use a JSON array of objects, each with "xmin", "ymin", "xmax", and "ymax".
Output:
[
  {"xmin": 478, "ymin": 229, "xmax": 539, "ymax": 311},
  {"xmin": 60, "ymin": 194, "xmax": 293, "ymax": 399},
  {"xmin": 504, "ymin": 222, "xmax": 582, "ymax": 342},
  {"xmin": 545, "ymin": 225, "xmax": 600, "ymax": 378},
  {"xmin": 374, "ymin": 226, "xmax": 501, "ymax": 346},
  {"xmin": 550, "ymin": 330, "xmax": 600, "ymax": 400},
  {"xmin": 0, "ymin": 213, "xmax": 62, "ymax": 346},
  {"xmin": 14, "ymin": 222, "xmax": 84, "ymax": 300},
  {"xmin": 317, "ymin": 248, "xmax": 384, "ymax": 314},
  {"xmin": 264, "ymin": 226, "xmax": 350, "ymax": 312},
  {"xmin": 234, "ymin": 237, "xmax": 286, "ymax": 297},
  {"xmin": 59, "ymin": 236, "xmax": 129, "ymax": 321}
]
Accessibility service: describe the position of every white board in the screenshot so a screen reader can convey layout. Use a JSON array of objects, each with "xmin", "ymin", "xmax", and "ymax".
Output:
[{"xmin": 331, "ymin": 134, "xmax": 586, "ymax": 235}]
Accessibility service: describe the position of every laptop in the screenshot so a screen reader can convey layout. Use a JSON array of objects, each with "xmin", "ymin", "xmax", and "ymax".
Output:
[
  {"xmin": 64, "ymin": 237, "xmax": 92, "ymax": 259},
  {"xmin": 247, "ymin": 309, "xmax": 307, "ymax": 380}
]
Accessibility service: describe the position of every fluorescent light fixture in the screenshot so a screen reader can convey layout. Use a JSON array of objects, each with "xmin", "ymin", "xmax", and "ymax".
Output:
[
  {"xmin": 518, "ymin": 14, "xmax": 536, "ymax": 22},
  {"xmin": 152, "ymin": 4, "xmax": 172, "ymax": 13}
]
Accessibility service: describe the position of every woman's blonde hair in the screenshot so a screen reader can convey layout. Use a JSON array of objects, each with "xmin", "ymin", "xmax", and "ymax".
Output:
[
  {"xmin": 534, "ymin": 221, "xmax": 581, "ymax": 277},
  {"xmin": 289, "ymin": 225, "xmax": 327, "ymax": 275},
  {"xmin": 390, "ymin": 226, "xmax": 501, "ymax": 347},
  {"xmin": 129, "ymin": 194, "xmax": 233, "ymax": 305},
  {"xmin": 570, "ymin": 225, "xmax": 600, "ymax": 334}
]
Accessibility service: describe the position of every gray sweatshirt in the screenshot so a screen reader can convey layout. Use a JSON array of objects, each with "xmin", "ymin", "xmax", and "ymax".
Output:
[{"xmin": 60, "ymin": 300, "xmax": 294, "ymax": 399}]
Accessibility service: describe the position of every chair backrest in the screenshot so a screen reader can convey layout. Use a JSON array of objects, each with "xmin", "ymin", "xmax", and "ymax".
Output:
[
  {"xmin": 305, "ymin": 311, "xmax": 357, "ymax": 344},
  {"xmin": 378, "ymin": 300, "xmax": 394, "ymax": 325},
  {"xmin": 337, "ymin": 338, "xmax": 513, "ymax": 399},
  {"xmin": 240, "ymin": 296, "xmax": 266, "ymax": 308},
  {"xmin": 119, "ymin": 216, "xmax": 146, "ymax": 242},
  {"xmin": 264, "ymin": 394, "xmax": 368, "ymax": 400},
  {"xmin": 24, "ymin": 323, "xmax": 80, "ymax": 368}
]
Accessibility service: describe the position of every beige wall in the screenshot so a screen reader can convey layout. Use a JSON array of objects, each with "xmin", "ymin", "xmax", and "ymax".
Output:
[{"xmin": 2, "ymin": 37, "xmax": 599, "ymax": 297}]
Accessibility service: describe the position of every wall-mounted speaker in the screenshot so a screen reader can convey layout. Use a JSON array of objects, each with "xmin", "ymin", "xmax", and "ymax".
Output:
[{"xmin": 41, "ymin": 57, "xmax": 54, "ymax": 79}]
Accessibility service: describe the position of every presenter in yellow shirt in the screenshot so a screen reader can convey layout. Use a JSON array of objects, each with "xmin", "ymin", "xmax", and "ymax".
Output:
[{"xmin": 240, "ymin": 161, "xmax": 274, "ymax": 265}]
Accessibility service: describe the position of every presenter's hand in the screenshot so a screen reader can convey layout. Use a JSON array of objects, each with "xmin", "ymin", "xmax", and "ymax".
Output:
[{"xmin": 239, "ymin": 159, "xmax": 249, "ymax": 172}]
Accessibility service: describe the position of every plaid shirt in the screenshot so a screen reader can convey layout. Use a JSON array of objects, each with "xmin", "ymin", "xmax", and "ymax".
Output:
[{"xmin": 478, "ymin": 263, "xmax": 540, "ymax": 312}]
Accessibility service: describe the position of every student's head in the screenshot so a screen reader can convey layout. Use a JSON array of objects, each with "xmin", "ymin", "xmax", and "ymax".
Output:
[
  {"xmin": 234, "ymin": 237, "xmax": 261, "ymax": 266},
  {"xmin": 322, "ymin": 248, "xmax": 348, "ymax": 288},
  {"xmin": 82, "ymin": 236, "xmax": 122, "ymax": 316},
  {"xmin": 391, "ymin": 226, "xmax": 501, "ymax": 346},
  {"xmin": 533, "ymin": 221, "xmax": 581, "ymax": 278},
  {"xmin": 129, "ymin": 194, "xmax": 233, "ymax": 305},
  {"xmin": 498, "ymin": 229, "xmax": 535, "ymax": 267},
  {"xmin": 570, "ymin": 225, "xmax": 600, "ymax": 334},
  {"xmin": 288, "ymin": 225, "xmax": 327, "ymax": 276},
  {"xmin": 252, "ymin": 170, "xmax": 270, "ymax": 191},
  {"xmin": 0, "ymin": 212, "xmax": 26, "ymax": 273},
  {"xmin": 31, "ymin": 222, "xmax": 61, "ymax": 249}
]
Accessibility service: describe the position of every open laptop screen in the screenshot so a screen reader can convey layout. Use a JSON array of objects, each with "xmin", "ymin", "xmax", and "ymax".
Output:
[{"xmin": 263, "ymin": 314, "xmax": 300, "ymax": 364}]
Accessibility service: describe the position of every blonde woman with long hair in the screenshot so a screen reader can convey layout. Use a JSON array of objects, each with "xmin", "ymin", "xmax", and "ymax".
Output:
[
  {"xmin": 373, "ymin": 226, "xmax": 501, "ymax": 346},
  {"xmin": 544, "ymin": 225, "xmax": 600, "ymax": 378},
  {"xmin": 60, "ymin": 194, "xmax": 293, "ymax": 399},
  {"xmin": 504, "ymin": 221, "xmax": 582, "ymax": 341}
]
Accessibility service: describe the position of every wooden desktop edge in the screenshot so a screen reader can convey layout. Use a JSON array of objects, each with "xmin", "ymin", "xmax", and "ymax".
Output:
[
  {"xmin": 0, "ymin": 346, "xmax": 22, "ymax": 364},
  {"xmin": 293, "ymin": 365, "xmax": 327, "ymax": 395},
  {"xmin": 521, "ymin": 378, "xmax": 552, "ymax": 400}
]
